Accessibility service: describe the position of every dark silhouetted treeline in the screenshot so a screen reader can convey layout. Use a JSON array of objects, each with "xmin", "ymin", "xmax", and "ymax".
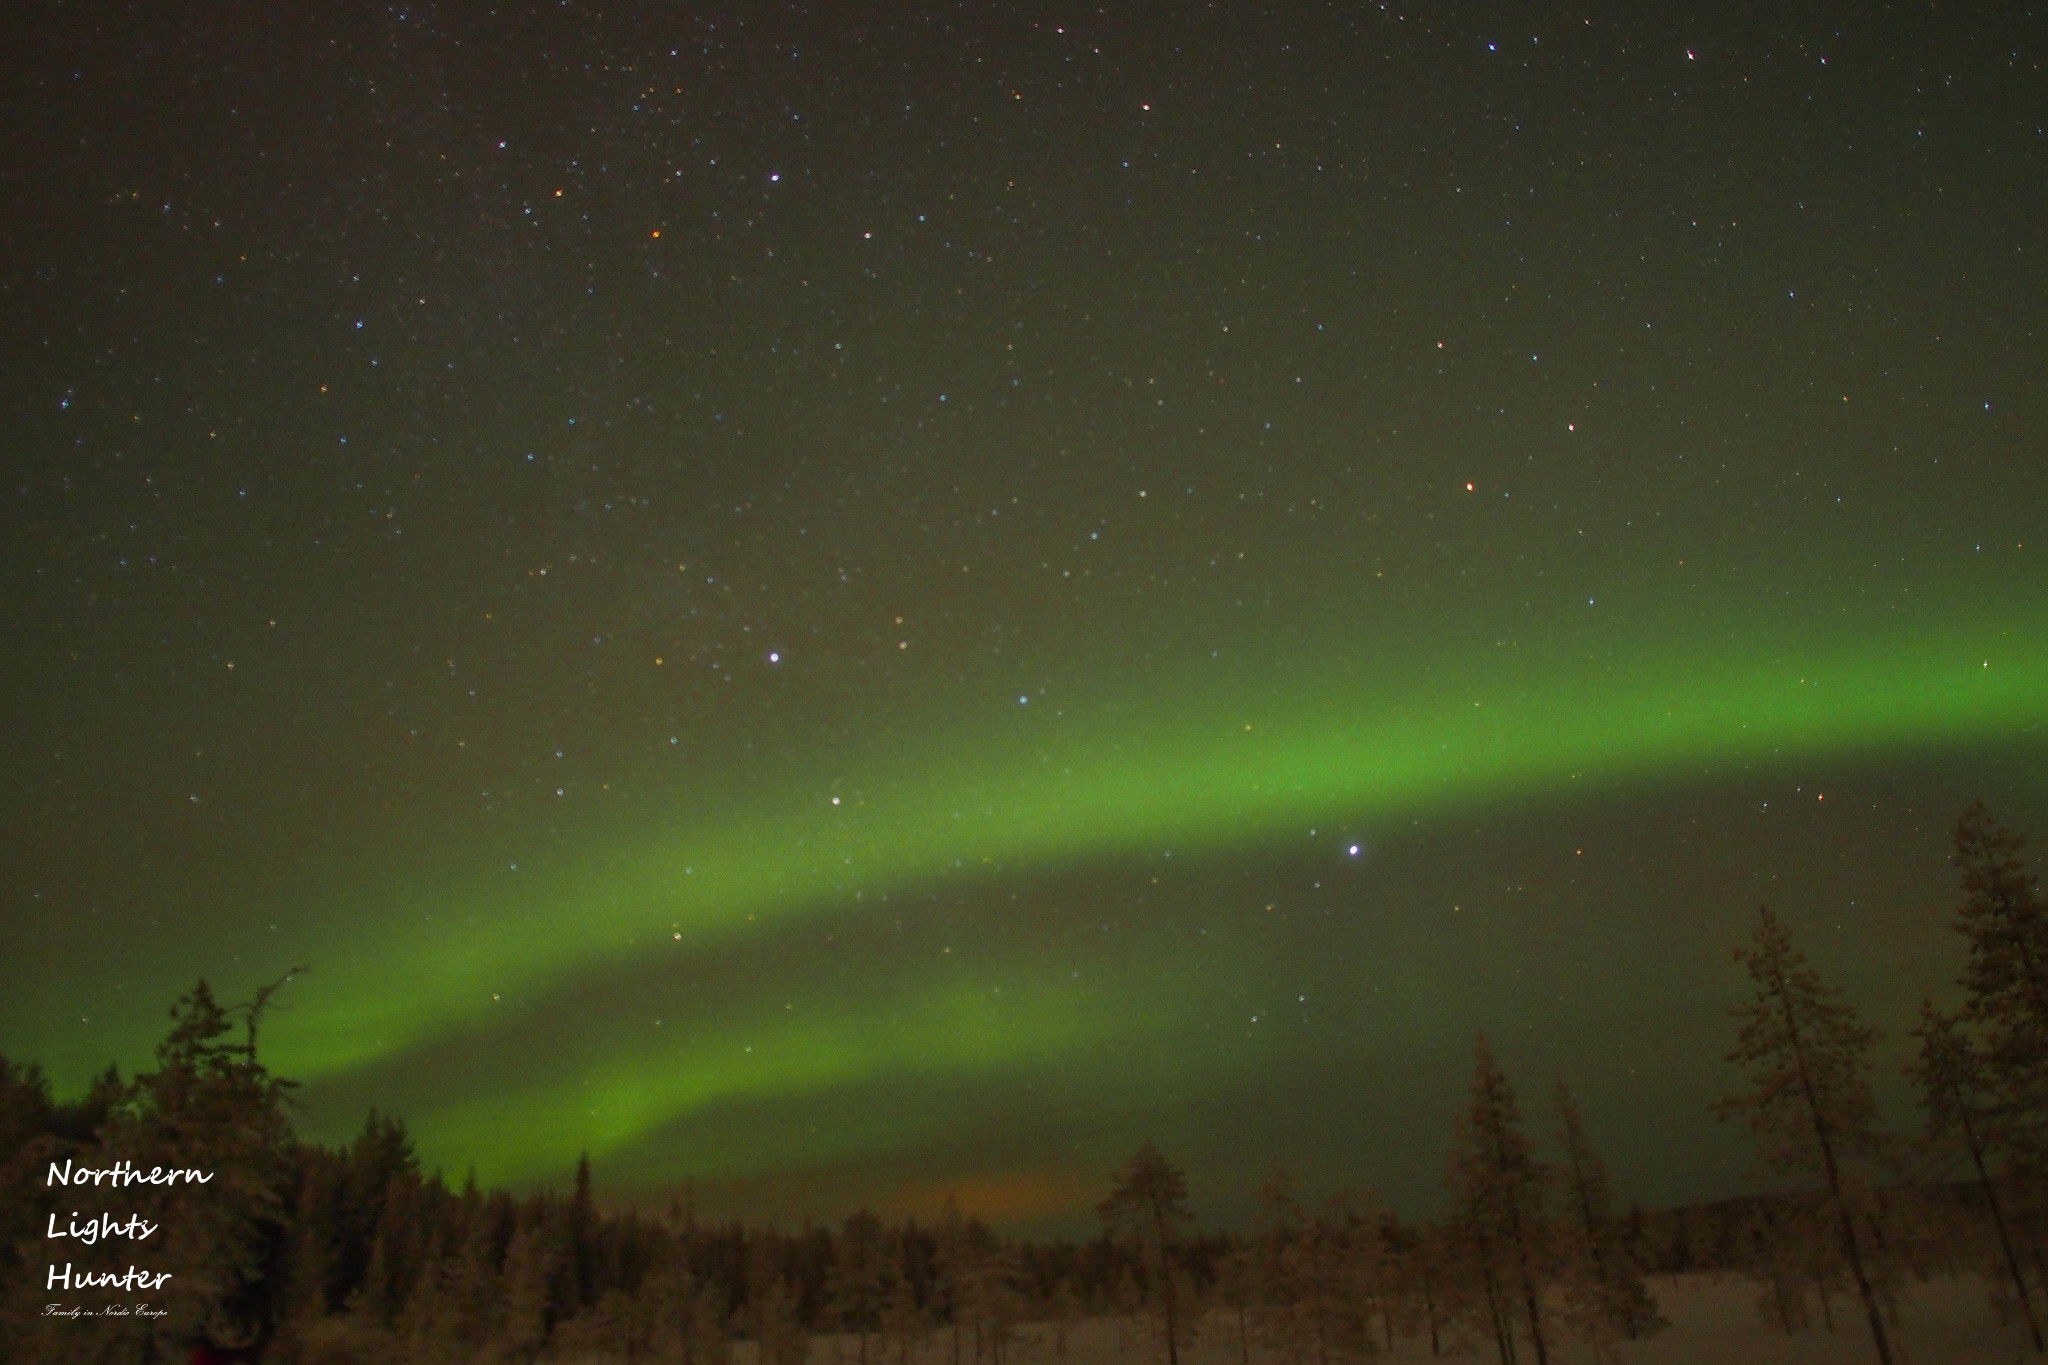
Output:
[{"xmin": 2, "ymin": 801, "xmax": 2043, "ymax": 1364}]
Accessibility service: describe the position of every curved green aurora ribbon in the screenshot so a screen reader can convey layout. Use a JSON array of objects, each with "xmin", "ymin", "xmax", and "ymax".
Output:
[{"xmin": 272, "ymin": 599, "xmax": 2047, "ymax": 1107}]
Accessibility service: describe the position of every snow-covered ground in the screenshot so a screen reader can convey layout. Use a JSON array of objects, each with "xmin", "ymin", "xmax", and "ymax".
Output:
[
  {"xmin": 1588, "ymin": 1273, "xmax": 2033, "ymax": 1365},
  {"xmin": 785, "ymin": 1274, "xmax": 2038, "ymax": 1365}
]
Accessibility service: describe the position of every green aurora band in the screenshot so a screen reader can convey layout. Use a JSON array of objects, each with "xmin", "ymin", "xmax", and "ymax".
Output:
[
  {"xmin": 224, "ymin": 586, "xmax": 2048, "ymax": 1182},
  {"xmin": 409, "ymin": 964, "xmax": 1210, "ymax": 1185}
]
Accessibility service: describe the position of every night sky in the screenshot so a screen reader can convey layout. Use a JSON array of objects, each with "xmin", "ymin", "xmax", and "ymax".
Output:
[{"xmin": 3, "ymin": 1, "xmax": 2043, "ymax": 1231}]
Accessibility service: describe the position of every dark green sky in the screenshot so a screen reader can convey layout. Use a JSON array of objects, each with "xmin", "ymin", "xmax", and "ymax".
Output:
[{"xmin": 3, "ymin": 0, "xmax": 2042, "ymax": 1231}]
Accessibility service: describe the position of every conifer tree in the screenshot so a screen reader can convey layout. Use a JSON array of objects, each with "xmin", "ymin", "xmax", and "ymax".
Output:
[
  {"xmin": 1215, "ymin": 1244, "xmax": 1259, "ymax": 1365},
  {"xmin": 571, "ymin": 1151, "xmax": 598, "ymax": 1311},
  {"xmin": 395, "ymin": 1235, "xmax": 465, "ymax": 1363},
  {"xmin": 1405, "ymin": 1218, "xmax": 1468, "ymax": 1360},
  {"xmin": 1951, "ymin": 802, "xmax": 2048, "ymax": 1142},
  {"xmin": 741, "ymin": 1229, "xmax": 810, "ymax": 1365},
  {"xmin": 1551, "ymin": 1081, "xmax": 1665, "ymax": 1361},
  {"xmin": 362, "ymin": 1167, "xmax": 424, "ymax": 1323},
  {"xmin": 1300, "ymin": 1194, "xmax": 1375, "ymax": 1365},
  {"xmin": 336, "ymin": 1107, "xmax": 419, "ymax": 1308},
  {"xmin": 439, "ymin": 1184, "xmax": 509, "ymax": 1356},
  {"xmin": 0, "ymin": 982, "xmax": 304, "ymax": 1362},
  {"xmin": 559, "ymin": 1282, "xmax": 663, "ymax": 1364},
  {"xmin": 500, "ymin": 1220, "xmax": 559, "ymax": 1359},
  {"xmin": 282, "ymin": 1148, "xmax": 343, "ymax": 1328},
  {"xmin": 833, "ymin": 1209, "xmax": 891, "ymax": 1365},
  {"xmin": 961, "ymin": 1243, "xmax": 1030, "ymax": 1365},
  {"xmin": 660, "ymin": 1265, "xmax": 733, "ymax": 1365},
  {"xmin": 881, "ymin": 1259, "xmax": 931, "ymax": 1365},
  {"xmin": 117, "ymin": 981, "xmax": 298, "ymax": 1360},
  {"xmin": 1362, "ymin": 1204, "xmax": 1409, "ymax": 1354},
  {"xmin": 1046, "ymin": 1277, "xmax": 1084, "ymax": 1359},
  {"xmin": 1911, "ymin": 999, "xmax": 2044, "ymax": 1353},
  {"xmin": 0, "ymin": 1058, "xmax": 59, "ymax": 1362},
  {"xmin": 1249, "ymin": 1164, "xmax": 1310, "ymax": 1365},
  {"xmin": 1733, "ymin": 1198, "xmax": 1812, "ymax": 1334},
  {"xmin": 1949, "ymin": 800, "xmax": 2048, "ymax": 1309},
  {"xmin": 933, "ymin": 1196, "xmax": 973, "ymax": 1365},
  {"xmin": 752, "ymin": 1276, "xmax": 811, "ymax": 1365},
  {"xmin": 1445, "ymin": 1035, "xmax": 1552, "ymax": 1365},
  {"xmin": 1713, "ymin": 906, "xmax": 1895, "ymax": 1364},
  {"xmin": 1099, "ymin": 1141, "xmax": 1194, "ymax": 1365}
]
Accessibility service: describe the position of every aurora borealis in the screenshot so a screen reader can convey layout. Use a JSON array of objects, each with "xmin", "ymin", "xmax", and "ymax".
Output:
[{"xmin": 3, "ymin": 2, "xmax": 2043, "ymax": 1230}]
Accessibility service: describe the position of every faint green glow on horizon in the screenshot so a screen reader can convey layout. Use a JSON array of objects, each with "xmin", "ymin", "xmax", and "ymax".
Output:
[{"xmin": 410, "ymin": 965, "xmax": 1202, "ymax": 1184}]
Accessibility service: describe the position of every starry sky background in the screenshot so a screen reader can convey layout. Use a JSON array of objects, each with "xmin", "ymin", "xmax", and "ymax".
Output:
[{"xmin": 2, "ymin": 0, "xmax": 2043, "ymax": 1231}]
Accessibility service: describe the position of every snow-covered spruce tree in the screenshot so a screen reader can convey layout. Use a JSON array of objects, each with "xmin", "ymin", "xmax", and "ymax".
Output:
[
  {"xmin": 880, "ymin": 1254, "xmax": 931, "ymax": 1365},
  {"xmin": 1359, "ymin": 1203, "xmax": 1411, "ymax": 1355},
  {"xmin": 961, "ymin": 1242, "xmax": 1031, "ymax": 1365},
  {"xmin": 1949, "ymin": 802, "xmax": 2048, "ymax": 1307},
  {"xmin": 1402, "ymin": 1217, "xmax": 1473, "ymax": 1360},
  {"xmin": 1214, "ymin": 1239, "xmax": 1260, "ymax": 1365},
  {"xmin": 1257, "ymin": 1191, "xmax": 1377, "ymax": 1365},
  {"xmin": 496, "ymin": 1217, "xmax": 561, "ymax": 1361},
  {"xmin": 655, "ymin": 1263, "xmax": 734, "ymax": 1365},
  {"xmin": 569, "ymin": 1150, "xmax": 598, "ymax": 1314},
  {"xmin": 1731, "ymin": 1197, "xmax": 1813, "ymax": 1334},
  {"xmin": 1243, "ymin": 1167, "xmax": 1372, "ymax": 1364},
  {"xmin": 554, "ymin": 1280, "xmax": 663, "ymax": 1364},
  {"xmin": 22, "ymin": 980, "xmax": 301, "ymax": 1364},
  {"xmin": 831, "ymin": 1208, "xmax": 891, "ymax": 1365},
  {"xmin": 0, "ymin": 1057, "xmax": 106, "ymax": 1363},
  {"xmin": 933, "ymin": 1196, "xmax": 974, "ymax": 1365},
  {"xmin": 1445, "ymin": 1034, "xmax": 1552, "ymax": 1365},
  {"xmin": 1312, "ymin": 1194, "xmax": 1379, "ymax": 1364},
  {"xmin": 1713, "ymin": 906, "xmax": 1896, "ymax": 1365},
  {"xmin": 749, "ymin": 1260, "xmax": 811, "ymax": 1365},
  {"xmin": 1951, "ymin": 803, "xmax": 2048, "ymax": 1142},
  {"xmin": 1248, "ymin": 1165, "xmax": 1314, "ymax": 1365},
  {"xmin": 1911, "ymin": 999, "xmax": 2045, "ymax": 1353},
  {"xmin": 1099, "ymin": 1141, "xmax": 1194, "ymax": 1365},
  {"xmin": 1551, "ymin": 1081, "xmax": 1665, "ymax": 1362}
]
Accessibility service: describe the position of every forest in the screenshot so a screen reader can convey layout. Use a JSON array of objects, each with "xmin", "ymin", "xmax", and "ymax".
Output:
[{"xmin": 2, "ymin": 800, "xmax": 2042, "ymax": 1365}]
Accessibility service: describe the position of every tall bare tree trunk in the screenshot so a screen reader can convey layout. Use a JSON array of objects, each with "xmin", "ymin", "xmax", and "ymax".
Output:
[
  {"xmin": 1421, "ymin": 1265, "xmax": 1442, "ymax": 1358},
  {"xmin": 1156, "ymin": 1206, "xmax": 1180, "ymax": 1365},
  {"xmin": 1483, "ymin": 1264, "xmax": 1517, "ymax": 1365},
  {"xmin": 1960, "ymin": 1101, "xmax": 2045, "ymax": 1353},
  {"xmin": 1779, "ymin": 989, "xmax": 1892, "ymax": 1364},
  {"xmin": 1511, "ymin": 1218, "xmax": 1549, "ymax": 1365}
]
